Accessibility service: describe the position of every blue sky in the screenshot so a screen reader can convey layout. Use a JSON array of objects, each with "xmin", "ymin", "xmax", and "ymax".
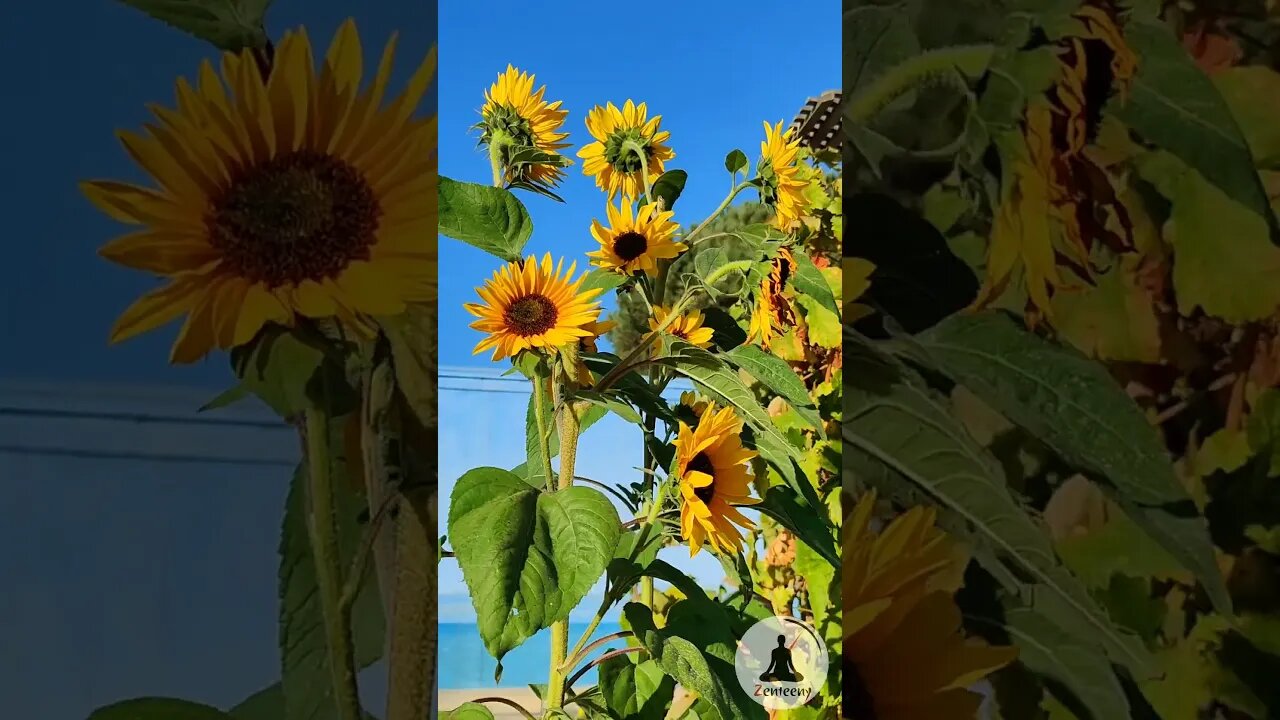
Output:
[{"xmin": 437, "ymin": 0, "xmax": 839, "ymax": 625}]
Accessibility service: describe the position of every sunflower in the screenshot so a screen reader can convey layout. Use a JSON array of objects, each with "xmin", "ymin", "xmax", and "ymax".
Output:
[
  {"xmin": 649, "ymin": 305, "xmax": 714, "ymax": 357},
  {"xmin": 747, "ymin": 247, "xmax": 798, "ymax": 349},
  {"xmin": 577, "ymin": 100, "xmax": 675, "ymax": 200},
  {"xmin": 83, "ymin": 20, "xmax": 436, "ymax": 364},
  {"xmin": 465, "ymin": 253, "xmax": 603, "ymax": 361},
  {"xmin": 480, "ymin": 65, "xmax": 571, "ymax": 189},
  {"xmin": 675, "ymin": 404, "xmax": 760, "ymax": 557},
  {"xmin": 572, "ymin": 319, "xmax": 615, "ymax": 381},
  {"xmin": 587, "ymin": 201, "xmax": 684, "ymax": 276},
  {"xmin": 844, "ymin": 491, "xmax": 1017, "ymax": 719},
  {"xmin": 758, "ymin": 121, "xmax": 808, "ymax": 231},
  {"xmin": 974, "ymin": 1, "xmax": 1137, "ymax": 318}
]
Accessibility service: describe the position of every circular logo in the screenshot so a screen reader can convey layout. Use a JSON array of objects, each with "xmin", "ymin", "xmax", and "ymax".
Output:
[{"xmin": 734, "ymin": 616, "xmax": 829, "ymax": 709}]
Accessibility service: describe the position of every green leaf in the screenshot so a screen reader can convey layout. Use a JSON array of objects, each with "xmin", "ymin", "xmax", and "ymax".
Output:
[
  {"xmin": 722, "ymin": 345, "xmax": 822, "ymax": 434},
  {"xmin": 89, "ymin": 698, "xmax": 233, "ymax": 720},
  {"xmin": 1214, "ymin": 66, "xmax": 1280, "ymax": 168},
  {"xmin": 577, "ymin": 390, "xmax": 642, "ymax": 425},
  {"xmin": 1002, "ymin": 607, "xmax": 1132, "ymax": 719},
  {"xmin": 599, "ymin": 656, "xmax": 676, "ymax": 720},
  {"xmin": 755, "ymin": 486, "xmax": 838, "ymax": 568},
  {"xmin": 623, "ymin": 603, "xmax": 765, "ymax": 720},
  {"xmin": 1138, "ymin": 152, "xmax": 1280, "ymax": 324},
  {"xmin": 651, "ymin": 170, "xmax": 688, "ymax": 211},
  {"xmin": 230, "ymin": 326, "xmax": 328, "ymax": 418},
  {"xmin": 658, "ymin": 340, "xmax": 806, "ymax": 488},
  {"xmin": 379, "ymin": 304, "xmax": 437, "ymax": 431},
  {"xmin": 1050, "ymin": 263, "xmax": 1162, "ymax": 363},
  {"xmin": 1114, "ymin": 18, "xmax": 1279, "ymax": 241},
  {"xmin": 790, "ymin": 251, "xmax": 838, "ymax": 315},
  {"xmin": 278, "ymin": 456, "xmax": 385, "ymax": 720},
  {"xmin": 580, "ymin": 269, "xmax": 626, "ymax": 297},
  {"xmin": 845, "ymin": 331, "xmax": 1156, "ymax": 677},
  {"xmin": 438, "ymin": 176, "xmax": 532, "ymax": 262},
  {"xmin": 115, "ymin": 0, "xmax": 270, "ymax": 51},
  {"xmin": 228, "ymin": 684, "xmax": 283, "ymax": 719},
  {"xmin": 795, "ymin": 294, "xmax": 841, "ymax": 349},
  {"xmin": 446, "ymin": 703, "xmax": 496, "ymax": 720},
  {"xmin": 724, "ymin": 150, "xmax": 748, "ymax": 176},
  {"xmin": 198, "ymin": 383, "xmax": 250, "ymax": 412},
  {"xmin": 908, "ymin": 313, "xmax": 1231, "ymax": 613},
  {"xmin": 448, "ymin": 468, "xmax": 621, "ymax": 675},
  {"xmin": 844, "ymin": 2, "xmax": 920, "ymax": 98}
]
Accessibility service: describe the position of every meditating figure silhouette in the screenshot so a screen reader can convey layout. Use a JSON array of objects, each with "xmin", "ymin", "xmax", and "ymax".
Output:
[{"xmin": 758, "ymin": 634, "xmax": 804, "ymax": 682}]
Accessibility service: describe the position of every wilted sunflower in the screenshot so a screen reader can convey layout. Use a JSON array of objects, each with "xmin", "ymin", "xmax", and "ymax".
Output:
[
  {"xmin": 587, "ymin": 201, "xmax": 684, "ymax": 276},
  {"xmin": 844, "ymin": 491, "xmax": 1017, "ymax": 720},
  {"xmin": 758, "ymin": 121, "xmax": 808, "ymax": 231},
  {"xmin": 675, "ymin": 404, "xmax": 760, "ymax": 557},
  {"xmin": 577, "ymin": 100, "xmax": 675, "ymax": 200},
  {"xmin": 479, "ymin": 65, "xmax": 571, "ymax": 190},
  {"xmin": 465, "ymin": 253, "xmax": 603, "ymax": 361},
  {"xmin": 747, "ymin": 247, "xmax": 798, "ymax": 349},
  {"xmin": 649, "ymin": 305, "xmax": 714, "ymax": 356},
  {"xmin": 974, "ymin": 0, "xmax": 1137, "ymax": 317},
  {"xmin": 84, "ymin": 20, "xmax": 437, "ymax": 363}
]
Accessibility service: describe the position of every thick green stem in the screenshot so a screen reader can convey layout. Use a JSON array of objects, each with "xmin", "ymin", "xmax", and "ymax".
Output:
[
  {"xmin": 546, "ymin": 366, "xmax": 582, "ymax": 711},
  {"xmin": 304, "ymin": 408, "xmax": 362, "ymax": 720},
  {"xmin": 624, "ymin": 140, "xmax": 653, "ymax": 207},
  {"xmin": 488, "ymin": 133, "xmax": 510, "ymax": 188},
  {"xmin": 385, "ymin": 484, "xmax": 436, "ymax": 720},
  {"xmin": 534, "ymin": 372, "xmax": 555, "ymax": 491},
  {"xmin": 684, "ymin": 182, "xmax": 751, "ymax": 246},
  {"xmin": 846, "ymin": 44, "xmax": 994, "ymax": 124}
]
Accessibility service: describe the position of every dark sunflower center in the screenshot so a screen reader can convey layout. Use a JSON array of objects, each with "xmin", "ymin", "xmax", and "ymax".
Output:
[
  {"xmin": 207, "ymin": 151, "xmax": 380, "ymax": 287},
  {"xmin": 612, "ymin": 231, "xmax": 648, "ymax": 261},
  {"xmin": 504, "ymin": 294, "xmax": 558, "ymax": 337},
  {"xmin": 603, "ymin": 129, "xmax": 651, "ymax": 173},
  {"xmin": 844, "ymin": 655, "xmax": 878, "ymax": 719},
  {"xmin": 688, "ymin": 452, "xmax": 716, "ymax": 503}
]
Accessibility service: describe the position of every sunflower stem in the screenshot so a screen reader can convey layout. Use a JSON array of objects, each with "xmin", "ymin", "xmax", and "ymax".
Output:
[
  {"xmin": 488, "ymin": 132, "xmax": 512, "ymax": 188},
  {"xmin": 684, "ymin": 182, "xmax": 751, "ymax": 246},
  {"xmin": 624, "ymin": 140, "xmax": 653, "ymax": 207},
  {"xmin": 303, "ymin": 407, "xmax": 363, "ymax": 720},
  {"xmin": 533, "ymin": 369, "xmax": 555, "ymax": 492},
  {"xmin": 592, "ymin": 290, "xmax": 700, "ymax": 393},
  {"xmin": 546, "ymin": 361, "xmax": 581, "ymax": 712}
]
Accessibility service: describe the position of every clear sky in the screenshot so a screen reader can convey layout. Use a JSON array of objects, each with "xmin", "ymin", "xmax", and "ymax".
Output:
[
  {"xmin": 0, "ymin": 0, "xmax": 435, "ymax": 390},
  {"xmin": 437, "ymin": 0, "xmax": 842, "ymax": 367},
  {"xmin": 437, "ymin": 0, "xmax": 840, "ymax": 625}
]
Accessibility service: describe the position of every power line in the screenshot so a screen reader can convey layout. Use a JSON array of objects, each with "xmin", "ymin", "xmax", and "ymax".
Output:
[
  {"xmin": 0, "ymin": 406, "xmax": 285, "ymax": 429},
  {"xmin": 0, "ymin": 444, "xmax": 295, "ymax": 467}
]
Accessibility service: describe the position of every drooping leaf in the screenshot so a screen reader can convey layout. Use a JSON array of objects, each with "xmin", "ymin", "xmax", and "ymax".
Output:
[
  {"xmin": 1001, "ymin": 607, "xmax": 1132, "ymax": 720},
  {"xmin": 790, "ymin": 251, "xmax": 838, "ymax": 315},
  {"xmin": 438, "ymin": 176, "xmax": 532, "ymax": 262},
  {"xmin": 755, "ymin": 486, "xmax": 838, "ymax": 568},
  {"xmin": 845, "ymin": 330, "xmax": 1156, "ymax": 677},
  {"xmin": 88, "ymin": 698, "xmax": 233, "ymax": 720},
  {"xmin": 379, "ymin": 303, "xmax": 437, "ymax": 432},
  {"xmin": 907, "ymin": 313, "xmax": 1231, "ymax": 613},
  {"xmin": 115, "ymin": 0, "xmax": 270, "ymax": 51},
  {"xmin": 651, "ymin": 170, "xmax": 688, "ymax": 211},
  {"xmin": 598, "ymin": 656, "xmax": 676, "ymax": 720},
  {"xmin": 722, "ymin": 345, "xmax": 822, "ymax": 434},
  {"xmin": 1114, "ymin": 18, "xmax": 1279, "ymax": 241},
  {"xmin": 623, "ymin": 602, "xmax": 765, "ymax": 720},
  {"xmin": 795, "ymin": 294, "xmax": 842, "ymax": 349},
  {"xmin": 448, "ymin": 468, "xmax": 621, "ymax": 675}
]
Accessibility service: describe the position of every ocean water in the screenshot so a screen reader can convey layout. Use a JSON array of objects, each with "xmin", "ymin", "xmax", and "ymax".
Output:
[{"xmin": 439, "ymin": 622, "xmax": 625, "ymax": 690}]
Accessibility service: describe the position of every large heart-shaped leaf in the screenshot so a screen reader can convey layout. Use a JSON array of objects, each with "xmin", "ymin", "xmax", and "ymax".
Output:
[
  {"xmin": 89, "ymin": 698, "xmax": 233, "ymax": 720},
  {"xmin": 448, "ymin": 468, "xmax": 621, "ymax": 676},
  {"xmin": 438, "ymin": 176, "xmax": 532, "ymax": 262}
]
